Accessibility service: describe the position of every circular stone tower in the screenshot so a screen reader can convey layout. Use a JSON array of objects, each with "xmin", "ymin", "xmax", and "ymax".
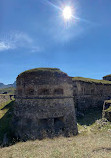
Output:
[{"xmin": 13, "ymin": 68, "xmax": 78, "ymax": 140}]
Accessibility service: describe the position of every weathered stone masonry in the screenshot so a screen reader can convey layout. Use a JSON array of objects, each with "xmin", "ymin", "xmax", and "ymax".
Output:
[
  {"xmin": 0, "ymin": 95, "xmax": 12, "ymax": 105},
  {"xmin": 103, "ymin": 75, "xmax": 111, "ymax": 81},
  {"xmin": 72, "ymin": 78, "xmax": 111, "ymax": 111},
  {"xmin": 12, "ymin": 68, "xmax": 111, "ymax": 139},
  {"xmin": 13, "ymin": 68, "xmax": 78, "ymax": 140}
]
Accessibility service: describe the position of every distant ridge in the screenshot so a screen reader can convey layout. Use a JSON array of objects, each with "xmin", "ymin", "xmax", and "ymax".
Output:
[{"xmin": 0, "ymin": 81, "xmax": 16, "ymax": 89}]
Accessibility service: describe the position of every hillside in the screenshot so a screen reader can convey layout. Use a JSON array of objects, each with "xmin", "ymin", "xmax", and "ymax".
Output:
[
  {"xmin": 0, "ymin": 100, "xmax": 14, "ymax": 145},
  {"xmin": 0, "ymin": 87, "xmax": 15, "ymax": 95},
  {"xmin": 0, "ymin": 101, "xmax": 111, "ymax": 157},
  {"xmin": 0, "ymin": 83, "xmax": 5, "ymax": 89},
  {"xmin": 0, "ymin": 81, "xmax": 16, "ymax": 89}
]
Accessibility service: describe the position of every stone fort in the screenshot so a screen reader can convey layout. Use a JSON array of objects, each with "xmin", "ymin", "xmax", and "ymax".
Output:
[
  {"xmin": 72, "ymin": 75, "xmax": 111, "ymax": 113},
  {"xmin": 13, "ymin": 68, "xmax": 78, "ymax": 140},
  {"xmin": 13, "ymin": 68, "xmax": 111, "ymax": 140}
]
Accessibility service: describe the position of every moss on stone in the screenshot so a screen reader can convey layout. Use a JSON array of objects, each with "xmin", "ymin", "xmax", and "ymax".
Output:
[
  {"xmin": 23, "ymin": 68, "xmax": 61, "ymax": 73},
  {"xmin": 104, "ymin": 100, "xmax": 111, "ymax": 104},
  {"xmin": 103, "ymin": 74, "xmax": 111, "ymax": 78},
  {"xmin": 104, "ymin": 106, "xmax": 111, "ymax": 112},
  {"xmin": 18, "ymin": 68, "xmax": 64, "ymax": 77},
  {"xmin": 72, "ymin": 77, "xmax": 111, "ymax": 85}
]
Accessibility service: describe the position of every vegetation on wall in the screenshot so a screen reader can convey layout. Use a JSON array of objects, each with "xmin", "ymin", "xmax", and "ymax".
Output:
[
  {"xmin": 72, "ymin": 77, "xmax": 111, "ymax": 85},
  {"xmin": 103, "ymin": 74, "xmax": 111, "ymax": 78},
  {"xmin": 18, "ymin": 68, "xmax": 63, "ymax": 77}
]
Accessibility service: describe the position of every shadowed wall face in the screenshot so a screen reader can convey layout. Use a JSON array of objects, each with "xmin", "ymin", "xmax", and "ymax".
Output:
[
  {"xmin": 73, "ymin": 80, "xmax": 111, "ymax": 111},
  {"xmin": 13, "ymin": 68, "xmax": 78, "ymax": 140},
  {"xmin": 103, "ymin": 76, "xmax": 111, "ymax": 81}
]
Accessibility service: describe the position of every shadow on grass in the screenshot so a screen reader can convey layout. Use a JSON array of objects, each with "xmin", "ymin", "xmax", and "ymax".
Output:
[
  {"xmin": 0, "ymin": 101, "xmax": 15, "ymax": 146},
  {"xmin": 1, "ymin": 101, "xmax": 14, "ymax": 110},
  {"xmin": 92, "ymin": 147, "xmax": 111, "ymax": 152},
  {"xmin": 77, "ymin": 107, "xmax": 102, "ymax": 126}
]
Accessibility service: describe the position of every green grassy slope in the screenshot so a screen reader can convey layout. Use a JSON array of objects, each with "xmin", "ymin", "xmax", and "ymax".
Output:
[
  {"xmin": 0, "ymin": 87, "xmax": 15, "ymax": 95},
  {"xmin": 0, "ymin": 100, "xmax": 15, "ymax": 145}
]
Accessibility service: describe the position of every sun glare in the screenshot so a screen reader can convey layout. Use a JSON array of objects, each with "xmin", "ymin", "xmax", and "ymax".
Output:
[{"xmin": 62, "ymin": 6, "xmax": 73, "ymax": 20}]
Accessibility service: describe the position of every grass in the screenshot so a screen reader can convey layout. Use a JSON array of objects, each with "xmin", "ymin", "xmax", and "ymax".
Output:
[
  {"xmin": 18, "ymin": 68, "xmax": 63, "ymax": 77},
  {"xmin": 72, "ymin": 77, "xmax": 111, "ymax": 85},
  {"xmin": 0, "ymin": 132, "xmax": 111, "ymax": 158},
  {"xmin": 0, "ymin": 101, "xmax": 111, "ymax": 157},
  {"xmin": 104, "ymin": 100, "xmax": 111, "ymax": 104},
  {"xmin": 0, "ymin": 100, "xmax": 15, "ymax": 145},
  {"xmin": 0, "ymin": 87, "xmax": 15, "ymax": 95},
  {"xmin": 104, "ymin": 106, "xmax": 111, "ymax": 112},
  {"xmin": 103, "ymin": 100, "xmax": 111, "ymax": 112},
  {"xmin": 103, "ymin": 74, "xmax": 111, "ymax": 78}
]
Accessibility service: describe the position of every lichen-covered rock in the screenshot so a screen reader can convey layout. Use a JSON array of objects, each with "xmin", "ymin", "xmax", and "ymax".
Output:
[
  {"xmin": 12, "ymin": 68, "xmax": 78, "ymax": 140},
  {"xmin": 102, "ymin": 100, "xmax": 111, "ymax": 121}
]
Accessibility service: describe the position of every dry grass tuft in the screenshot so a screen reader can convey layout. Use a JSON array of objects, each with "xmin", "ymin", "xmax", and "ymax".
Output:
[{"xmin": 0, "ymin": 132, "xmax": 111, "ymax": 158}]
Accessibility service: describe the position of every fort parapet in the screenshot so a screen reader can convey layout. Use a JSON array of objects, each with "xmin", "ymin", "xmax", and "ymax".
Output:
[
  {"xmin": 72, "ymin": 77, "xmax": 111, "ymax": 111},
  {"xmin": 103, "ymin": 74, "xmax": 111, "ymax": 81}
]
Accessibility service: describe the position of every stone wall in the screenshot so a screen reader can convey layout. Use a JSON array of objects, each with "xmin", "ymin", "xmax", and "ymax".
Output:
[
  {"xmin": 13, "ymin": 68, "xmax": 111, "ymax": 139},
  {"xmin": 0, "ymin": 95, "xmax": 11, "ymax": 105},
  {"xmin": 72, "ymin": 79, "xmax": 111, "ymax": 111},
  {"xmin": 103, "ymin": 76, "xmax": 111, "ymax": 81},
  {"xmin": 13, "ymin": 68, "xmax": 78, "ymax": 140}
]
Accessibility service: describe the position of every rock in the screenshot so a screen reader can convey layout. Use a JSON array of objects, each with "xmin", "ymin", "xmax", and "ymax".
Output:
[{"xmin": 102, "ymin": 100, "xmax": 111, "ymax": 121}]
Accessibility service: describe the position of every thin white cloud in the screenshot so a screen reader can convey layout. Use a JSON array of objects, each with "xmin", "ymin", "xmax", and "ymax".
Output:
[
  {"xmin": 31, "ymin": 46, "xmax": 43, "ymax": 53},
  {"xmin": 0, "ymin": 31, "xmax": 41, "ymax": 53},
  {"xmin": 13, "ymin": 32, "xmax": 33, "ymax": 45},
  {"xmin": 0, "ymin": 41, "xmax": 14, "ymax": 51}
]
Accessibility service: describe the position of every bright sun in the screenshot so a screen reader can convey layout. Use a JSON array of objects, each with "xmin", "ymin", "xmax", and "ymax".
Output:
[{"xmin": 62, "ymin": 6, "xmax": 73, "ymax": 20}]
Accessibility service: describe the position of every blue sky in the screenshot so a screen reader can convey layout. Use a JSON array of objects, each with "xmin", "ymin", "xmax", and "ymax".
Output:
[{"xmin": 0, "ymin": 0, "xmax": 111, "ymax": 84}]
